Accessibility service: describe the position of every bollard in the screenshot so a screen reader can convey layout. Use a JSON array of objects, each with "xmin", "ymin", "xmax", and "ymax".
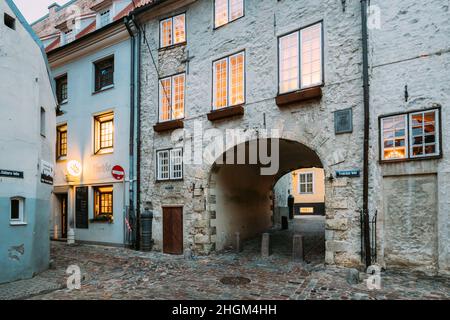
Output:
[
  {"xmin": 235, "ymin": 232, "xmax": 242, "ymax": 253},
  {"xmin": 141, "ymin": 208, "xmax": 154, "ymax": 251},
  {"xmin": 67, "ymin": 228, "xmax": 75, "ymax": 245},
  {"xmin": 292, "ymin": 234, "xmax": 304, "ymax": 262},
  {"xmin": 261, "ymin": 233, "xmax": 270, "ymax": 258}
]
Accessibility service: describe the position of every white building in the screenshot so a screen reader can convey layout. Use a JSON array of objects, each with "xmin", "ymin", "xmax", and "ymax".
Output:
[
  {"xmin": 0, "ymin": 0, "xmax": 56, "ymax": 284},
  {"xmin": 32, "ymin": 0, "xmax": 147, "ymax": 247}
]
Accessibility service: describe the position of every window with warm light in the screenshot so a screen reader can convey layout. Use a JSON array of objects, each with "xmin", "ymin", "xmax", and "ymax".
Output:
[
  {"xmin": 94, "ymin": 56, "xmax": 114, "ymax": 92},
  {"xmin": 214, "ymin": 0, "xmax": 244, "ymax": 28},
  {"xmin": 55, "ymin": 74, "xmax": 68, "ymax": 104},
  {"xmin": 94, "ymin": 186, "xmax": 113, "ymax": 221},
  {"xmin": 381, "ymin": 109, "xmax": 440, "ymax": 161},
  {"xmin": 159, "ymin": 73, "xmax": 185, "ymax": 122},
  {"xmin": 279, "ymin": 22, "xmax": 323, "ymax": 94},
  {"xmin": 94, "ymin": 112, "xmax": 114, "ymax": 154},
  {"xmin": 160, "ymin": 13, "xmax": 186, "ymax": 48},
  {"xmin": 157, "ymin": 148, "xmax": 183, "ymax": 181},
  {"xmin": 57, "ymin": 124, "xmax": 67, "ymax": 160},
  {"xmin": 213, "ymin": 51, "xmax": 245, "ymax": 110},
  {"xmin": 299, "ymin": 172, "xmax": 314, "ymax": 194}
]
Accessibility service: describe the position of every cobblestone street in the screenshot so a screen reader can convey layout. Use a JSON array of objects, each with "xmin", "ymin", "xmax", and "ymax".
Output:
[{"xmin": 1, "ymin": 220, "xmax": 449, "ymax": 300}]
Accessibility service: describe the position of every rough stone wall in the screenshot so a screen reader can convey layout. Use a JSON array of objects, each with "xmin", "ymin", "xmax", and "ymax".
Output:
[
  {"xmin": 139, "ymin": 0, "xmax": 371, "ymax": 267},
  {"xmin": 368, "ymin": 0, "xmax": 450, "ymax": 274}
]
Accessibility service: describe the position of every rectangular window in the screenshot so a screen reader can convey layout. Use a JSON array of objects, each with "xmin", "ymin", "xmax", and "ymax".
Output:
[
  {"xmin": 213, "ymin": 51, "xmax": 245, "ymax": 110},
  {"xmin": 160, "ymin": 13, "xmax": 186, "ymax": 48},
  {"xmin": 381, "ymin": 109, "xmax": 440, "ymax": 161},
  {"xmin": 57, "ymin": 124, "xmax": 68, "ymax": 160},
  {"xmin": 55, "ymin": 74, "xmax": 68, "ymax": 104},
  {"xmin": 94, "ymin": 56, "xmax": 114, "ymax": 92},
  {"xmin": 214, "ymin": 0, "xmax": 244, "ymax": 28},
  {"xmin": 157, "ymin": 148, "xmax": 183, "ymax": 181},
  {"xmin": 279, "ymin": 22, "xmax": 323, "ymax": 94},
  {"xmin": 99, "ymin": 9, "xmax": 111, "ymax": 28},
  {"xmin": 299, "ymin": 172, "xmax": 314, "ymax": 194},
  {"xmin": 64, "ymin": 29, "xmax": 74, "ymax": 44},
  {"xmin": 94, "ymin": 186, "xmax": 113, "ymax": 220},
  {"xmin": 159, "ymin": 73, "xmax": 185, "ymax": 122},
  {"xmin": 10, "ymin": 198, "xmax": 24, "ymax": 224},
  {"xmin": 40, "ymin": 107, "xmax": 46, "ymax": 137},
  {"xmin": 94, "ymin": 112, "xmax": 114, "ymax": 154},
  {"xmin": 4, "ymin": 13, "xmax": 15, "ymax": 30}
]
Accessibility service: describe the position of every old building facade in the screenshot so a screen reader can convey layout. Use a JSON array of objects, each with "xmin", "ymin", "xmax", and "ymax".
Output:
[
  {"xmin": 135, "ymin": 0, "xmax": 449, "ymax": 274},
  {"xmin": 0, "ymin": 0, "xmax": 56, "ymax": 284}
]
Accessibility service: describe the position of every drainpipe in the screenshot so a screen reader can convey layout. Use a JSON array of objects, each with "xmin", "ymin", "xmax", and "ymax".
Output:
[{"xmin": 361, "ymin": 0, "xmax": 372, "ymax": 268}]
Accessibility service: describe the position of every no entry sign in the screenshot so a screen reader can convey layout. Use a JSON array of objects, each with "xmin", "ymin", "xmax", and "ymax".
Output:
[{"xmin": 111, "ymin": 165, "xmax": 125, "ymax": 181}]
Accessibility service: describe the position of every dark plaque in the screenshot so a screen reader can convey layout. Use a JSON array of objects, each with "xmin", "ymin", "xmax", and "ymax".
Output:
[
  {"xmin": 75, "ymin": 187, "xmax": 89, "ymax": 229},
  {"xmin": 336, "ymin": 170, "xmax": 361, "ymax": 178},
  {"xmin": 0, "ymin": 169, "xmax": 24, "ymax": 179},
  {"xmin": 334, "ymin": 108, "xmax": 353, "ymax": 134}
]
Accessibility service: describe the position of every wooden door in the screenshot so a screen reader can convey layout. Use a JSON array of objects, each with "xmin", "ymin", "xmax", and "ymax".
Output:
[
  {"xmin": 163, "ymin": 207, "xmax": 183, "ymax": 254},
  {"xmin": 60, "ymin": 194, "xmax": 68, "ymax": 238}
]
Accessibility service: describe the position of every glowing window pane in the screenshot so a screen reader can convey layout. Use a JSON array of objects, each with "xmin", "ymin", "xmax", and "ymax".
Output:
[
  {"xmin": 229, "ymin": 52, "xmax": 244, "ymax": 106},
  {"xmin": 159, "ymin": 78, "xmax": 172, "ymax": 122},
  {"xmin": 382, "ymin": 115, "xmax": 407, "ymax": 160},
  {"xmin": 279, "ymin": 32, "xmax": 299, "ymax": 93},
  {"xmin": 213, "ymin": 59, "xmax": 228, "ymax": 109},
  {"xmin": 172, "ymin": 74, "xmax": 185, "ymax": 119},
  {"xmin": 160, "ymin": 18, "xmax": 172, "ymax": 47},
  {"xmin": 173, "ymin": 14, "xmax": 186, "ymax": 44},
  {"xmin": 230, "ymin": 0, "xmax": 244, "ymax": 21},
  {"xmin": 301, "ymin": 23, "xmax": 322, "ymax": 88},
  {"xmin": 215, "ymin": 0, "xmax": 228, "ymax": 28}
]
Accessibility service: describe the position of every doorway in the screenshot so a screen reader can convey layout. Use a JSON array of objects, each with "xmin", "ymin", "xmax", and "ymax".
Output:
[
  {"xmin": 163, "ymin": 206, "xmax": 183, "ymax": 254},
  {"xmin": 58, "ymin": 193, "xmax": 68, "ymax": 239}
]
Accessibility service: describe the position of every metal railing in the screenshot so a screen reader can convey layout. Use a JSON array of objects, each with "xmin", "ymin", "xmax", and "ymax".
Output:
[{"xmin": 360, "ymin": 210, "xmax": 378, "ymax": 264}]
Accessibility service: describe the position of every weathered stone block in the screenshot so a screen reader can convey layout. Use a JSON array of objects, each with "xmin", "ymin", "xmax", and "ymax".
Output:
[
  {"xmin": 261, "ymin": 233, "xmax": 270, "ymax": 258},
  {"xmin": 326, "ymin": 218, "xmax": 349, "ymax": 231},
  {"xmin": 330, "ymin": 198, "xmax": 348, "ymax": 209},
  {"xmin": 326, "ymin": 240, "xmax": 350, "ymax": 252},
  {"xmin": 194, "ymin": 234, "xmax": 210, "ymax": 244},
  {"xmin": 325, "ymin": 251, "xmax": 335, "ymax": 264}
]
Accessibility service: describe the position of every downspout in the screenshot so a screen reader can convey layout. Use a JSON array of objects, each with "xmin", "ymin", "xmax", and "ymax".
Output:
[
  {"xmin": 361, "ymin": 0, "xmax": 372, "ymax": 268},
  {"xmin": 136, "ymin": 26, "xmax": 142, "ymax": 250}
]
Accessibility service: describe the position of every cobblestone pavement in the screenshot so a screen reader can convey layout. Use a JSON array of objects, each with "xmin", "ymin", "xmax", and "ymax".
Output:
[{"xmin": 1, "ymin": 218, "xmax": 449, "ymax": 300}]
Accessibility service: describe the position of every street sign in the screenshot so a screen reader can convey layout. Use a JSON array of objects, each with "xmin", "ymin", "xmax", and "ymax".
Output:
[
  {"xmin": 336, "ymin": 170, "xmax": 360, "ymax": 178},
  {"xmin": 0, "ymin": 169, "xmax": 23, "ymax": 179},
  {"xmin": 111, "ymin": 165, "xmax": 125, "ymax": 180}
]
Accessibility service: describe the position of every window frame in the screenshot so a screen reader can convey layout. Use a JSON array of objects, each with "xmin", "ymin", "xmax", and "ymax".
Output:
[
  {"xmin": 213, "ymin": 0, "xmax": 245, "ymax": 29},
  {"xmin": 158, "ymin": 72, "xmax": 186, "ymax": 123},
  {"xmin": 277, "ymin": 21, "xmax": 324, "ymax": 95},
  {"xmin": 159, "ymin": 13, "xmax": 187, "ymax": 49},
  {"xmin": 56, "ymin": 124, "xmax": 68, "ymax": 160},
  {"xmin": 212, "ymin": 50, "xmax": 246, "ymax": 110},
  {"xmin": 93, "ymin": 55, "xmax": 114, "ymax": 93},
  {"xmin": 298, "ymin": 172, "xmax": 314, "ymax": 195},
  {"xmin": 55, "ymin": 74, "xmax": 68, "ymax": 105},
  {"xmin": 94, "ymin": 112, "xmax": 114, "ymax": 155},
  {"xmin": 4, "ymin": 13, "xmax": 16, "ymax": 30},
  {"xmin": 93, "ymin": 185, "xmax": 114, "ymax": 220},
  {"xmin": 156, "ymin": 148, "xmax": 184, "ymax": 181},
  {"xmin": 379, "ymin": 107, "xmax": 442, "ymax": 163},
  {"xmin": 99, "ymin": 9, "xmax": 111, "ymax": 28},
  {"xmin": 40, "ymin": 107, "xmax": 46, "ymax": 137},
  {"xmin": 10, "ymin": 197, "xmax": 25, "ymax": 225}
]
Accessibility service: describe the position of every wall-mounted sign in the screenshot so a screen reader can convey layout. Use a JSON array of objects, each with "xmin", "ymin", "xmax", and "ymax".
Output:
[
  {"xmin": 40, "ymin": 160, "xmax": 54, "ymax": 185},
  {"xmin": 334, "ymin": 108, "xmax": 353, "ymax": 134},
  {"xmin": 336, "ymin": 170, "xmax": 360, "ymax": 178},
  {"xmin": 67, "ymin": 160, "xmax": 82, "ymax": 177},
  {"xmin": 111, "ymin": 165, "xmax": 125, "ymax": 181},
  {"xmin": 0, "ymin": 169, "xmax": 24, "ymax": 179},
  {"xmin": 75, "ymin": 187, "xmax": 89, "ymax": 229}
]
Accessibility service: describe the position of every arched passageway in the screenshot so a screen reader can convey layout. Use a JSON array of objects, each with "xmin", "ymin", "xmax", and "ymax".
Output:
[{"xmin": 208, "ymin": 138, "xmax": 326, "ymax": 261}]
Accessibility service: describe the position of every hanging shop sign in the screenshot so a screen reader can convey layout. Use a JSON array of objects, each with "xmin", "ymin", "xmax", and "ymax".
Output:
[
  {"xmin": 67, "ymin": 160, "xmax": 82, "ymax": 177},
  {"xmin": 40, "ymin": 160, "xmax": 54, "ymax": 185},
  {"xmin": 335, "ymin": 170, "xmax": 361, "ymax": 178},
  {"xmin": 0, "ymin": 169, "xmax": 24, "ymax": 179}
]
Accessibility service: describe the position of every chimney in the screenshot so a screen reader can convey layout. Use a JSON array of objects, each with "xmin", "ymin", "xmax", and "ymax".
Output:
[{"xmin": 48, "ymin": 3, "xmax": 61, "ymax": 17}]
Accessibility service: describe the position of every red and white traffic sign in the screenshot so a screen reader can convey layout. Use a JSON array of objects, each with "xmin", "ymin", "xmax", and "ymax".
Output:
[{"xmin": 111, "ymin": 165, "xmax": 125, "ymax": 181}]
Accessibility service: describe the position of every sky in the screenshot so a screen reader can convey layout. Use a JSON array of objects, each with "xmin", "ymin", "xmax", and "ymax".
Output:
[{"xmin": 12, "ymin": 0, "xmax": 70, "ymax": 24}]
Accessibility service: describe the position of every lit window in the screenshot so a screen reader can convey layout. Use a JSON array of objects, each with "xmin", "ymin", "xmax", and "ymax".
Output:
[
  {"xmin": 55, "ymin": 74, "xmax": 68, "ymax": 104},
  {"xmin": 159, "ymin": 73, "xmax": 185, "ymax": 122},
  {"xmin": 160, "ymin": 13, "xmax": 186, "ymax": 48},
  {"xmin": 99, "ymin": 9, "xmax": 111, "ymax": 28},
  {"xmin": 299, "ymin": 172, "xmax": 314, "ymax": 194},
  {"xmin": 213, "ymin": 51, "xmax": 245, "ymax": 110},
  {"xmin": 279, "ymin": 22, "xmax": 323, "ymax": 94},
  {"xmin": 94, "ymin": 56, "xmax": 114, "ymax": 92},
  {"xmin": 215, "ymin": 0, "xmax": 244, "ymax": 28},
  {"xmin": 300, "ymin": 207, "xmax": 315, "ymax": 214},
  {"xmin": 381, "ymin": 115, "xmax": 407, "ymax": 160},
  {"xmin": 57, "ymin": 124, "xmax": 67, "ymax": 160},
  {"xmin": 94, "ymin": 186, "xmax": 113, "ymax": 220},
  {"xmin": 380, "ymin": 109, "xmax": 440, "ymax": 161},
  {"xmin": 10, "ymin": 197, "xmax": 25, "ymax": 224},
  {"xmin": 409, "ymin": 110, "xmax": 439, "ymax": 158},
  {"xmin": 94, "ymin": 112, "xmax": 114, "ymax": 154},
  {"xmin": 157, "ymin": 148, "xmax": 183, "ymax": 181}
]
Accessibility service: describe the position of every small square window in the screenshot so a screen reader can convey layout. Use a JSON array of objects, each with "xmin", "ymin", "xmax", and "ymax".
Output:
[
  {"xmin": 55, "ymin": 75, "xmax": 68, "ymax": 104},
  {"xmin": 4, "ymin": 13, "xmax": 15, "ymax": 30},
  {"xmin": 94, "ymin": 186, "xmax": 113, "ymax": 221},
  {"xmin": 57, "ymin": 124, "xmax": 68, "ymax": 160},
  {"xmin": 94, "ymin": 56, "xmax": 114, "ymax": 92},
  {"xmin": 156, "ymin": 148, "xmax": 183, "ymax": 181},
  {"xmin": 10, "ymin": 197, "xmax": 25, "ymax": 224}
]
